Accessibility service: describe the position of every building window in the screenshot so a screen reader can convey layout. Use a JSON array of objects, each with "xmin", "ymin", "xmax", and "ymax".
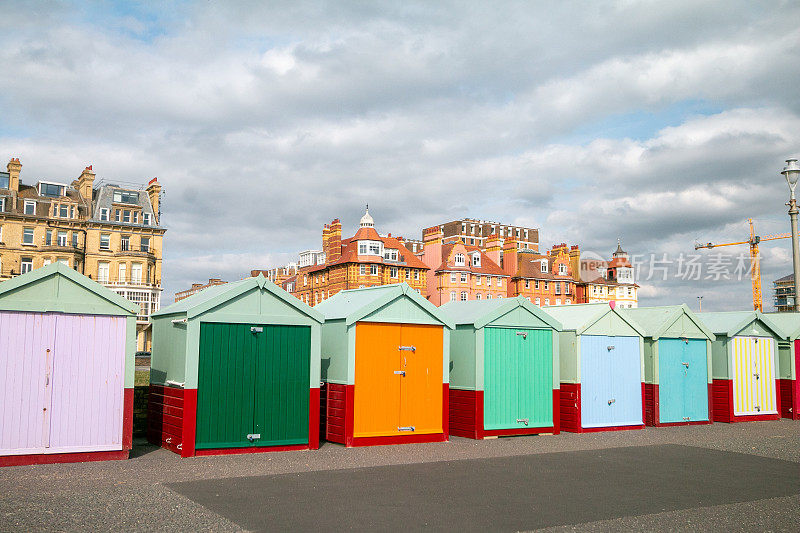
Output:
[
  {"xmin": 450, "ymin": 272, "xmax": 457, "ymax": 283},
  {"xmin": 100, "ymin": 234, "xmax": 111, "ymax": 250},
  {"xmin": 121, "ymin": 235, "xmax": 131, "ymax": 251},
  {"xmin": 140, "ymin": 237, "xmax": 150, "ymax": 252},
  {"xmin": 23, "ymin": 227, "xmax": 34, "ymax": 245},
  {"xmin": 57, "ymin": 231, "xmax": 67, "ymax": 246},
  {"xmin": 535, "ymin": 280, "xmax": 539, "ymax": 289},
  {"xmin": 556, "ymin": 298, "xmax": 561, "ymax": 305},
  {"xmin": 565, "ymin": 283, "xmax": 571, "ymax": 295},
  {"xmin": 70, "ymin": 205, "xmax": 74, "ymax": 218},
  {"xmin": 450, "ymin": 291, "xmax": 457, "ymax": 302},
  {"xmin": 99, "ymin": 208, "xmax": 109, "ymax": 221},
  {"xmin": 460, "ymin": 291, "xmax": 468, "ymax": 301},
  {"xmin": 497, "ymin": 295, "xmax": 503, "ymax": 299},
  {"xmin": 414, "ymin": 270, "xmax": 419, "ymax": 280},
  {"xmin": 39, "ymin": 183, "xmax": 63, "ymax": 197},
  {"xmin": 21, "ymin": 257, "xmax": 33, "ymax": 274},
  {"xmin": 0, "ymin": 174, "xmax": 8, "ymax": 189},
  {"xmin": 476, "ymin": 276, "xmax": 481, "ymax": 285},
  {"xmin": 384, "ymin": 249, "xmax": 398, "ymax": 261},
  {"xmin": 390, "ymin": 267, "xmax": 398, "ymax": 278},
  {"xmin": 113, "ymin": 190, "xmax": 139, "ymax": 204},
  {"xmin": 59, "ymin": 204, "xmax": 68, "ymax": 218},
  {"xmin": 487, "ymin": 294, "xmax": 492, "ymax": 299},
  {"xmin": 97, "ymin": 262, "xmax": 110, "ymax": 282},
  {"xmin": 123, "ymin": 210, "xmax": 131, "ymax": 223},
  {"xmin": 24, "ymin": 200, "xmax": 36, "ymax": 215},
  {"xmin": 476, "ymin": 293, "xmax": 482, "ymax": 300},
  {"xmin": 525, "ymin": 280, "xmax": 530, "ymax": 289},
  {"xmin": 45, "ymin": 229, "xmax": 53, "ymax": 245},
  {"xmin": 118, "ymin": 263, "xmax": 127, "ymax": 282},
  {"xmin": 143, "ymin": 213, "xmax": 151, "ymax": 225},
  {"xmin": 370, "ymin": 264, "xmax": 378, "ymax": 276},
  {"xmin": 540, "ymin": 261, "xmax": 547, "ymax": 273},
  {"xmin": 461, "ymin": 272, "xmax": 467, "ymax": 283},
  {"xmin": 358, "ymin": 242, "xmax": 367, "ymax": 255},
  {"xmin": 535, "ymin": 297, "xmax": 541, "ymax": 306},
  {"xmin": 454, "ymin": 253, "xmax": 465, "ymax": 266},
  {"xmin": 133, "ymin": 211, "xmax": 139, "ymax": 224},
  {"xmin": 369, "ymin": 242, "xmax": 381, "ymax": 255},
  {"xmin": 559, "ymin": 264, "xmax": 567, "ymax": 275},
  {"xmin": 555, "ymin": 282, "xmax": 561, "ymax": 295},
  {"xmin": 359, "ymin": 264, "xmax": 366, "ymax": 275},
  {"xmin": 0, "ymin": 197, "xmax": 5, "ymax": 212},
  {"xmin": 566, "ymin": 299, "xmax": 572, "ymax": 304},
  {"xmin": 115, "ymin": 210, "xmax": 121, "ymax": 222},
  {"xmin": 544, "ymin": 298, "xmax": 550, "ymax": 305},
  {"xmin": 497, "ymin": 278, "xmax": 502, "ymax": 287}
]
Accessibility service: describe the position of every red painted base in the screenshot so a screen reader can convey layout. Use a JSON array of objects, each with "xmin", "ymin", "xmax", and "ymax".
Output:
[
  {"xmin": 559, "ymin": 382, "xmax": 646, "ymax": 433},
  {"xmin": 448, "ymin": 388, "xmax": 559, "ymax": 439},
  {"xmin": 151, "ymin": 386, "xmax": 320, "ymax": 457},
  {"xmin": 778, "ymin": 378, "xmax": 799, "ymax": 420},
  {"xmin": 325, "ymin": 382, "xmax": 450, "ymax": 447},
  {"xmin": 123, "ymin": 387, "xmax": 134, "ymax": 450},
  {"xmin": 712, "ymin": 379, "xmax": 782, "ymax": 423},
  {"xmin": 0, "ymin": 450, "xmax": 129, "ymax": 467},
  {"xmin": 643, "ymin": 383, "xmax": 713, "ymax": 427}
]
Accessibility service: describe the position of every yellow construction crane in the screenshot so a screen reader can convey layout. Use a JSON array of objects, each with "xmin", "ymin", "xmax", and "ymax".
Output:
[{"xmin": 695, "ymin": 219, "xmax": 794, "ymax": 312}]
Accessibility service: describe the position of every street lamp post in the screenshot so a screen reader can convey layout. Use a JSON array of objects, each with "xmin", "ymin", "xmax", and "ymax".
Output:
[
  {"xmin": 782, "ymin": 158, "xmax": 800, "ymax": 312},
  {"xmin": 697, "ymin": 295, "xmax": 703, "ymax": 312}
]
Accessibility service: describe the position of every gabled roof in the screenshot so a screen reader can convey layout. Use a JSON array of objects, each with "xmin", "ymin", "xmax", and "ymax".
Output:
[
  {"xmin": 435, "ymin": 240, "xmax": 506, "ymax": 276},
  {"xmin": 542, "ymin": 302, "xmax": 646, "ymax": 336},
  {"xmin": 620, "ymin": 305, "xmax": 714, "ymax": 341},
  {"xmin": 763, "ymin": 312, "xmax": 800, "ymax": 339},
  {"xmin": 306, "ymin": 233, "xmax": 428, "ymax": 273},
  {"xmin": 698, "ymin": 311, "xmax": 787, "ymax": 339},
  {"xmin": 315, "ymin": 282, "xmax": 455, "ymax": 328},
  {"xmin": 153, "ymin": 275, "xmax": 324, "ymax": 322},
  {"xmin": 440, "ymin": 296, "xmax": 562, "ymax": 330},
  {"xmin": 0, "ymin": 262, "xmax": 139, "ymax": 314}
]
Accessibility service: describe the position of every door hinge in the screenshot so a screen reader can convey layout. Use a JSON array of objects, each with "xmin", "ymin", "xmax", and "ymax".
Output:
[
  {"xmin": 516, "ymin": 332, "xmax": 528, "ymax": 339},
  {"xmin": 399, "ymin": 346, "xmax": 416, "ymax": 352},
  {"xmin": 247, "ymin": 433, "xmax": 261, "ymax": 442},
  {"xmin": 398, "ymin": 426, "xmax": 415, "ymax": 432},
  {"xmin": 250, "ymin": 327, "xmax": 263, "ymax": 334},
  {"xmin": 608, "ymin": 398, "xmax": 616, "ymax": 405},
  {"xmin": 683, "ymin": 416, "xmax": 690, "ymax": 421},
  {"xmin": 516, "ymin": 418, "xmax": 529, "ymax": 426},
  {"xmin": 394, "ymin": 370, "xmax": 406, "ymax": 376}
]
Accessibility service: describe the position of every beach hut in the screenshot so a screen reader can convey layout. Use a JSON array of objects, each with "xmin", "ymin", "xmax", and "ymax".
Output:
[
  {"xmin": 621, "ymin": 305, "xmax": 715, "ymax": 426},
  {"xmin": 764, "ymin": 313, "xmax": 800, "ymax": 419},
  {"xmin": 699, "ymin": 311, "xmax": 785, "ymax": 423},
  {"xmin": 440, "ymin": 297, "xmax": 562, "ymax": 439},
  {"xmin": 0, "ymin": 263, "xmax": 138, "ymax": 466},
  {"xmin": 148, "ymin": 275, "xmax": 324, "ymax": 457},
  {"xmin": 316, "ymin": 283, "xmax": 454, "ymax": 447},
  {"xmin": 543, "ymin": 302, "xmax": 646, "ymax": 432}
]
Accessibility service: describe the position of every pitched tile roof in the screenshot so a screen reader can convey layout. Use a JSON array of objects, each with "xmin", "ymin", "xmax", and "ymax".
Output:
[
  {"xmin": 434, "ymin": 241, "xmax": 506, "ymax": 276},
  {"xmin": 305, "ymin": 231, "xmax": 428, "ymax": 273}
]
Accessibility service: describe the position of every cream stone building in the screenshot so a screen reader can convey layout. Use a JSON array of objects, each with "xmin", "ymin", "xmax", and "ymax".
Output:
[{"xmin": 0, "ymin": 158, "xmax": 165, "ymax": 350}]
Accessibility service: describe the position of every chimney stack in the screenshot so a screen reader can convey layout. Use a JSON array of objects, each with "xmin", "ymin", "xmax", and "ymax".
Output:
[
  {"xmin": 484, "ymin": 233, "xmax": 503, "ymax": 268},
  {"xmin": 146, "ymin": 178, "xmax": 162, "ymax": 225},
  {"xmin": 74, "ymin": 165, "xmax": 95, "ymax": 201},
  {"xmin": 502, "ymin": 238, "xmax": 518, "ymax": 276},
  {"xmin": 6, "ymin": 158, "xmax": 21, "ymax": 193},
  {"xmin": 327, "ymin": 218, "xmax": 342, "ymax": 262}
]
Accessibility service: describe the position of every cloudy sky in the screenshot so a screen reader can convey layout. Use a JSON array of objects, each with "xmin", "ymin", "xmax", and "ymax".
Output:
[{"xmin": 2, "ymin": 1, "xmax": 799, "ymax": 311}]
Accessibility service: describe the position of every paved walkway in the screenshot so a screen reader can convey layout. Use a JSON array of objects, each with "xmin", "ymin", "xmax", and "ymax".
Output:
[{"xmin": 1, "ymin": 420, "xmax": 798, "ymax": 531}]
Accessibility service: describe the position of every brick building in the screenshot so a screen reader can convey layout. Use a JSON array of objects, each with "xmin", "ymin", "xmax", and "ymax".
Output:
[
  {"xmin": 292, "ymin": 208, "xmax": 428, "ymax": 305},
  {"xmin": 174, "ymin": 278, "xmax": 227, "ymax": 302},
  {"xmin": 575, "ymin": 240, "xmax": 638, "ymax": 308},
  {"xmin": 420, "ymin": 226, "xmax": 509, "ymax": 305},
  {"xmin": 0, "ymin": 158, "xmax": 165, "ymax": 349},
  {"xmin": 423, "ymin": 218, "xmax": 539, "ymax": 253},
  {"xmin": 500, "ymin": 239, "xmax": 579, "ymax": 305}
]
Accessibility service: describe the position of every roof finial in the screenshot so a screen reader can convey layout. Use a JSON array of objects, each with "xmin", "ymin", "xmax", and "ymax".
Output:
[{"xmin": 360, "ymin": 204, "xmax": 374, "ymax": 228}]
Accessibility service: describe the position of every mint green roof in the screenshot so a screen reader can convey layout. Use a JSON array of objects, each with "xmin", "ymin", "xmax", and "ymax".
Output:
[
  {"xmin": 620, "ymin": 305, "xmax": 714, "ymax": 341},
  {"xmin": 0, "ymin": 262, "xmax": 138, "ymax": 315},
  {"xmin": 440, "ymin": 296, "xmax": 562, "ymax": 330},
  {"xmin": 153, "ymin": 275, "xmax": 324, "ymax": 322},
  {"xmin": 315, "ymin": 282, "xmax": 455, "ymax": 329},
  {"xmin": 764, "ymin": 312, "xmax": 800, "ymax": 339},
  {"xmin": 698, "ymin": 311, "xmax": 786, "ymax": 338},
  {"xmin": 542, "ymin": 302, "xmax": 645, "ymax": 336}
]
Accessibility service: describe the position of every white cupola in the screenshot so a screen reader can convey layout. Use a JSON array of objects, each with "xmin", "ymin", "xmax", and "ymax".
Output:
[{"xmin": 360, "ymin": 205, "xmax": 374, "ymax": 228}]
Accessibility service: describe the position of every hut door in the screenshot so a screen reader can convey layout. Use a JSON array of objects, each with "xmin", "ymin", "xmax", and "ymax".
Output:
[
  {"xmin": 0, "ymin": 312, "xmax": 56, "ymax": 456},
  {"xmin": 0, "ymin": 313, "xmax": 125, "ymax": 457},
  {"xmin": 353, "ymin": 323, "xmax": 403, "ymax": 437},
  {"xmin": 732, "ymin": 337, "xmax": 776, "ymax": 416},
  {"xmin": 48, "ymin": 315, "xmax": 127, "ymax": 453},
  {"xmin": 580, "ymin": 335, "xmax": 642, "ymax": 428},
  {"xmin": 398, "ymin": 324, "xmax": 443, "ymax": 435},
  {"xmin": 658, "ymin": 339, "xmax": 708, "ymax": 423},
  {"xmin": 483, "ymin": 328, "xmax": 553, "ymax": 430},
  {"xmin": 196, "ymin": 323, "xmax": 311, "ymax": 449}
]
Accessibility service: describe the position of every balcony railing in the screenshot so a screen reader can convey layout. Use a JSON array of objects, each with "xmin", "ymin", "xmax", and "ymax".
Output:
[{"xmin": 95, "ymin": 277, "xmax": 161, "ymax": 288}]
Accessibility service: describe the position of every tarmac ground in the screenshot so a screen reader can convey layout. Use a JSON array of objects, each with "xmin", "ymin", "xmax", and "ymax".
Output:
[{"xmin": 1, "ymin": 420, "xmax": 798, "ymax": 532}]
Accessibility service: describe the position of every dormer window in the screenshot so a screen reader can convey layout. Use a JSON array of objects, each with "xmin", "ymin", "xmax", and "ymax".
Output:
[
  {"xmin": 559, "ymin": 263, "xmax": 567, "ymax": 275},
  {"xmin": 359, "ymin": 242, "xmax": 367, "ymax": 255},
  {"xmin": 99, "ymin": 208, "xmax": 109, "ymax": 221},
  {"xmin": 383, "ymin": 249, "xmax": 398, "ymax": 261},
  {"xmin": 472, "ymin": 253, "xmax": 481, "ymax": 267},
  {"xmin": 24, "ymin": 200, "xmax": 36, "ymax": 215},
  {"xmin": 39, "ymin": 182, "xmax": 64, "ymax": 198},
  {"xmin": 143, "ymin": 213, "xmax": 151, "ymax": 225},
  {"xmin": 113, "ymin": 190, "xmax": 139, "ymax": 204},
  {"xmin": 540, "ymin": 261, "xmax": 548, "ymax": 273},
  {"xmin": 454, "ymin": 253, "xmax": 465, "ymax": 266}
]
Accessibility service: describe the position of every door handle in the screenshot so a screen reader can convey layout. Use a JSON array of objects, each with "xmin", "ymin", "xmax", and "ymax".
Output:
[
  {"xmin": 399, "ymin": 346, "xmax": 416, "ymax": 352},
  {"xmin": 753, "ymin": 373, "xmax": 759, "ymax": 380},
  {"xmin": 246, "ymin": 433, "xmax": 260, "ymax": 442},
  {"xmin": 516, "ymin": 332, "xmax": 527, "ymax": 339},
  {"xmin": 682, "ymin": 362, "xmax": 689, "ymax": 368},
  {"xmin": 607, "ymin": 346, "xmax": 615, "ymax": 351},
  {"xmin": 608, "ymin": 398, "xmax": 616, "ymax": 405},
  {"xmin": 398, "ymin": 426, "xmax": 415, "ymax": 431},
  {"xmin": 394, "ymin": 370, "xmax": 406, "ymax": 376},
  {"xmin": 516, "ymin": 418, "xmax": 529, "ymax": 426}
]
